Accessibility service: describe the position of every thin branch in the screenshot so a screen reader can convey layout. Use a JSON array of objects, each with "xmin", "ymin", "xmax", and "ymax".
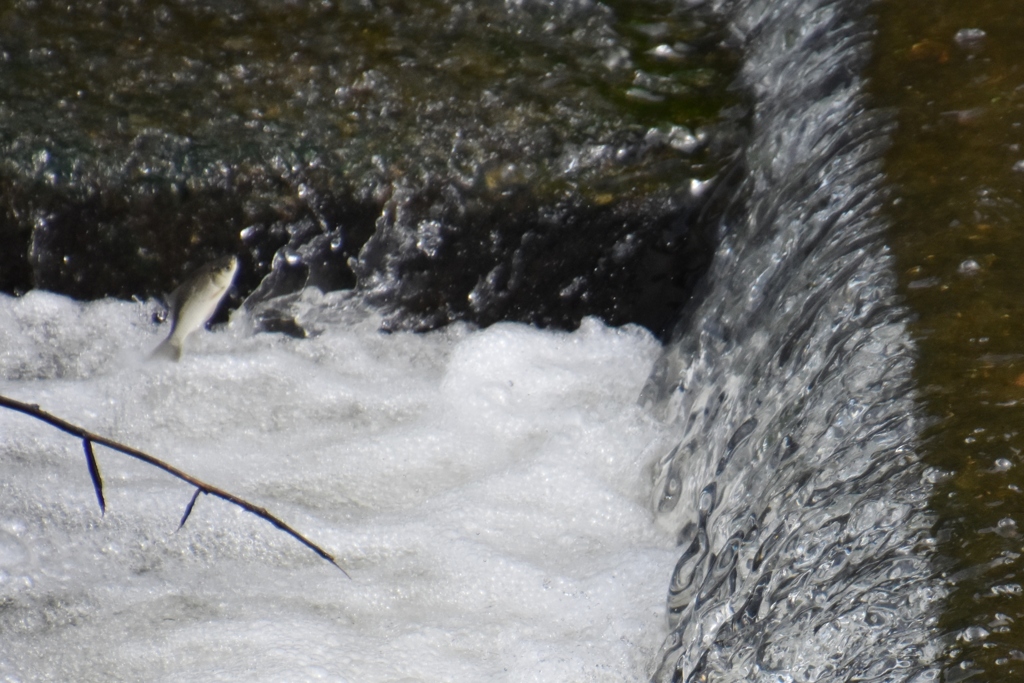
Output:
[
  {"xmin": 82, "ymin": 438, "xmax": 105, "ymax": 514},
  {"xmin": 179, "ymin": 487, "xmax": 203, "ymax": 529},
  {"xmin": 0, "ymin": 394, "xmax": 349, "ymax": 577}
]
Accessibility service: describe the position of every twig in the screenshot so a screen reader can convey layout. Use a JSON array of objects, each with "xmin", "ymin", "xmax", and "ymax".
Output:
[
  {"xmin": 0, "ymin": 394, "xmax": 349, "ymax": 577},
  {"xmin": 82, "ymin": 438, "xmax": 105, "ymax": 514},
  {"xmin": 179, "ymin": 488, "xmax": 203, "ymax": 529}
]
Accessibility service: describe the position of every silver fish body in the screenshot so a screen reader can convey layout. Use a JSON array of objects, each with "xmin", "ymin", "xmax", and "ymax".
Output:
[{"xmin": 151, "ymin": 255, "xmax": 238, "ymax": 361}]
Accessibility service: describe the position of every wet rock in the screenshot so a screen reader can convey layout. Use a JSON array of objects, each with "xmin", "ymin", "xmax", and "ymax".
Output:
[{"xmin": 0, "ymin": 0, "xmax": 745, "ymax": 336}]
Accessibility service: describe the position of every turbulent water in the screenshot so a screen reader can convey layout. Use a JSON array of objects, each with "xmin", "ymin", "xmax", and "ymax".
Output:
[
  {"xmin": 0, "ymin": 293, "xmax": 679, "ymax": 681},
  {"xmin": 0, "ymin": 0, "xmax": 742, "ymax": 337},
  {"xmin": 642, "ymin": 0, "xmax": 945, "ymax": 680},
  {"xmin": 0, "ymin": 0, "xmax": 949, "ymax": 680},
  {"xmin": 638, "ymin": 0, "xmax": 942, "ymax": 679}
]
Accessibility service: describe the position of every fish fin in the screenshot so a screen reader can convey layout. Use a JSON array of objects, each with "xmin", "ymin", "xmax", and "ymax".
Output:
[{"xmin": 149, "ymin": 338, "xmax": 183, "ymax": 362}]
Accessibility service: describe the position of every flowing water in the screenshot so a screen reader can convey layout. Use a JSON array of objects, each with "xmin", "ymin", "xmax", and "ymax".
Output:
[
  {"xmin": 643, "ymin": 0, "xmax": 943, "ymax": 679},
  {"xmin": 5, "ymin": 0, "xmax": 1010, "ymax": 679},
  {"xmin": 0, "ymin": 293, "xmax": 679, "ymax": 681},
  {"xmin": 870, "ymin": 0, "xmax": 1024, "ymax": 678}
]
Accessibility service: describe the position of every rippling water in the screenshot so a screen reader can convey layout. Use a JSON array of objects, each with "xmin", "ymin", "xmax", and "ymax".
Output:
[
  {"xmin": 870, "ymin": 1, "xmax": 1024, "ymax": 678},
  {"xmin": 0, "ymin": 0, "xmax": 960, "ymax": 679},
  {"xmin": 642, "ymin": 0, "xmax": 944, "ymax": 679}
]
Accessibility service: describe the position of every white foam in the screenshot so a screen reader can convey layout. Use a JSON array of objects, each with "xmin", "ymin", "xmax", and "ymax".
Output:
[{"xmin": 0, "ymin": 290, "xmax": 677, "ymax": 681}]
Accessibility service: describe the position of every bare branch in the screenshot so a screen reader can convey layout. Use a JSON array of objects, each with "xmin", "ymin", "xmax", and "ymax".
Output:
[
  {"xmin": 179, "ymin": 487, "xmax": 203, "ymax": 529},
  {"xmin": 82, "ymin": 438, "xmax": 105, "ymax": 514},
  {"xmin": 0, "ymin": 394, "xmax": 349, "ymax": 577}
]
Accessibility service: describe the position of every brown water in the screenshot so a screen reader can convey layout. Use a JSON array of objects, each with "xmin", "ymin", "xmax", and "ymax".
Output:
[{"xmin": 870, "ymin": 0, "xmax": 1024, "ymax": 677}]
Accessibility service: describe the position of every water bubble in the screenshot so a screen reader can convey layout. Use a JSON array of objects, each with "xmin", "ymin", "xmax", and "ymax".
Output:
[
  {"xmin": 647, "ymin": 44, "xmax": 686, "ymax": 62},
  {"xmin": 954, "ymin": 28, "xmax": 987, "ymax": 51},
  {"xmin": 957, "ymin": 626, "xmax": 990, "ymax": 643},
  {"xmin": 668, "ymin": 126, "xmax": 700, "ymax": 154},
  {"xmin": 923, "ymin": 467, "xmax": 952, "ymax": 484},
  {"xmin": 989, "ymin": 613, "xmax": 1013, "ymax": 627},
  {"xmin": 957, "ymin": 259, "xmax": 981, "ymax": 276},
  {"xmin": 995, "ymin": 517, "xmax": 1018, "ymax": 538}
]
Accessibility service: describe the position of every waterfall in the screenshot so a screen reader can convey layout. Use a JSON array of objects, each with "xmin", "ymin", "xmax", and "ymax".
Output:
[
  {"xmin": 0, "ymin": 0, "xmax": 951, "ymax": 679},
  {"xmin": 643, "ymin": 0, "xmax": 944, "ymax": 679}
]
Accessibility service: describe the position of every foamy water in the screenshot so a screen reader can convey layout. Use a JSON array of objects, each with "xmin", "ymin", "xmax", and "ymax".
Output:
[{"xmin": 0, "ymin": 289, "xmax": 677, "ymax": 682}]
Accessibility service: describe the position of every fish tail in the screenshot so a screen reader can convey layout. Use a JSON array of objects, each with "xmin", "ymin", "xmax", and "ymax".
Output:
[{"xmin": 149, "ymin": 338, "xmax": 183, "ymax": 362}]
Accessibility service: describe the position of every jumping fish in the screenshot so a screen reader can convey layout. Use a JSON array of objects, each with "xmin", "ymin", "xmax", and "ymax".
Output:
[{"xmin": 150, "ymin": 255, "xmax": 238, "ymax": 361}]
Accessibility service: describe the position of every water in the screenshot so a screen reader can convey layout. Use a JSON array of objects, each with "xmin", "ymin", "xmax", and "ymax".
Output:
[
  {"xmin": 0, "ymin": 291, "xmax": 676, "ymax": 681},
  {"xmin": 0, "ymin": 0, "xmax": 957, "ymax": 679},
  {"xmin": 870, "ymin": 0, "xmax": 1024, "ymax": 676},
  {"xmin": 643, "ymin": 0, "xmax": 944, "ymax": 679},
  {"xmin": 0, "ymin": 0, "xmax": 743, "ymax": 337}
]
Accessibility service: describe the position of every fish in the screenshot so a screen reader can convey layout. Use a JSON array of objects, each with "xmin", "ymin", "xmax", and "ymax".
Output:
[{"xmin": 150, "ymin": 255, "xmax": 239, "ymax": 361}]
